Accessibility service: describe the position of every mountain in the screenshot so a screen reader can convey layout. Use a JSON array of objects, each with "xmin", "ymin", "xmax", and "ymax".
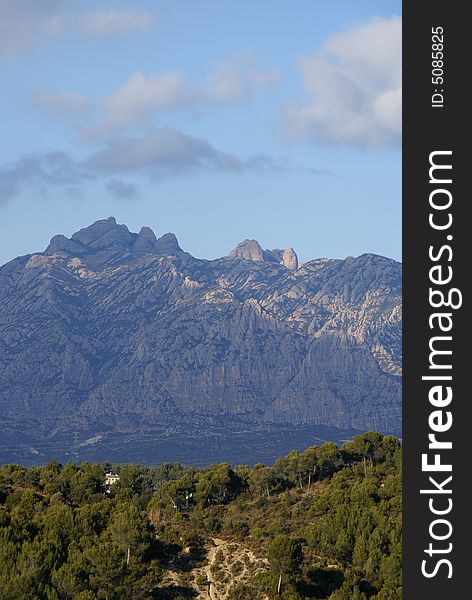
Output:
[{"xmin": 0, "ymin": 218, "xmax": 401, "ymax": 461}]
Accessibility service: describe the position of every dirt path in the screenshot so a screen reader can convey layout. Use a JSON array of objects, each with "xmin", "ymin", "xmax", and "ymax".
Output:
[
  {"xmin": 201, "ymin": 537, "xmax": 269, "ymax": 600},
  {"xmin": 206, "ymin": 538, "xmax": 225, "ymax": 600},
  {"xmin": 158, "ymin": 536, "xmax": 269, "ymax": 599}
]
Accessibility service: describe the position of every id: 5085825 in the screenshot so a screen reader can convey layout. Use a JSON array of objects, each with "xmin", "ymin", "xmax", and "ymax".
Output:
[{"xmin": 432, "ymin": 26, "xmax": 445, "ymax": 108}]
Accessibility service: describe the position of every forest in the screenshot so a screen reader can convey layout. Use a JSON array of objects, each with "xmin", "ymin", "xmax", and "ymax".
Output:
[{"xmin": 0, "ymin": 431, "xmax": 401, "ymax": 599}]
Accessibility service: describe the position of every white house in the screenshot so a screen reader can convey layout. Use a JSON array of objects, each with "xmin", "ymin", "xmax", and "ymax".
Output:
[{"xmin": 105, "ymin": 472, "xmax": 120, "ymax": 486}]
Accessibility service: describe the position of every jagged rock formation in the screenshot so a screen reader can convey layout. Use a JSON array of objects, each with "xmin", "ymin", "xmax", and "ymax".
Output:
[
  {"xmin": 230, "ymin": 239, "xmax": 264, "ymax": 262},
  {"xmin": 282, "ymin": 247, "xmax": 298, "ymax": 270},
  {"xmin": 0, "ymin": 218, "xmax": 401, "ymax": 443},
  {"xmin": 229, "ymin": 240, "xmax": 299, "ymax": 270}
]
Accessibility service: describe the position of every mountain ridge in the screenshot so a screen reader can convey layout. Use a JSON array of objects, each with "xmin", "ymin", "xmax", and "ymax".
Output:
[
  {"xmin": 4, "ymin": 216, "xmax": 396, "ymax": 270},
  {"xmin": 0, "ymin": 218, "xmax": 402, "ymax": 457}
]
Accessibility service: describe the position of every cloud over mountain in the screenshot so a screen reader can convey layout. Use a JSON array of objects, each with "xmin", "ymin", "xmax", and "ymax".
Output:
[
  {"xmin": 0, "ymin": 151, "xmax": 85, "ymax": 204},
  {"xmin": 0, "ymin": 129, "xmax": 305, "ymax": 204},
  {"xmin": 283, "ymin": 16, "xmax": 401, "ymax": 149}
]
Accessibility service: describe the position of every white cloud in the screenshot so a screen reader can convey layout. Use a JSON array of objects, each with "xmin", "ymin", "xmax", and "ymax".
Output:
[
  {"xmin": 94, "ymin": 71, "xmax": 190, "ymax": 136},
  {"xmin": 79, "ymin": 9, "xmax": 155, "ymax": 37},
  {"xmin": 202, "ymin": 56, "xmax": 280, "ymax": 103},
  {"xmin": 283, "ymin": 16, "xmax": 401, "ymax": 149},
  {"xmin": 0, "ymin": 2, "xmax": 156, "ymax": 55},
  {"xmin": 40, "ymin": 57, "xmax": 280, "ymax": 140}
]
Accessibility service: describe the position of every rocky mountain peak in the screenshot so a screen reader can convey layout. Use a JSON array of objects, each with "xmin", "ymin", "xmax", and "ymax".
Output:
[
  {"xmin": 132, "ymin": 226, "xmax": 158, "ymax": 255},
  {"xmin": 229, "ymin": 239, "xmax": 299, "ymax": 270},
  {"xmin": 45, "ymin": 234, "xmax": 87, "ymax": 256},
  {"xmin": 154, "ymin": 232, "xmax": 182, "ymax": 255},
  {"xmin": 71, "ymin": 217, "xmax": 135, "ymax": 250},
  {"xmin": 41, "ymin": 219, "xmax": 185, "ymax": 263},
  {"xmin": 138, "ymin": 226, "xmax": 157, "ymax": 240},
  {"xmin": 230, "ymin": 239, "xmax": 264, "ymax": 262}
]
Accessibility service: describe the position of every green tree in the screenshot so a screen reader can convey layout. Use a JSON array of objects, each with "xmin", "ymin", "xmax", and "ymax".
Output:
[
  {"xmin": 51, "ymin": 558, "xmax": 88, "ymax": 599},
  {"xmin": 328, "ymin": 570, "xmax": 367, "ymax": 600},
  {"xmin": 249, "ymin": 463, "xmax": 278, "ymax": 499},
  {"xmin": 150, "ymin": 472, "xmax": 195, "ymax": 513},
  {"xmin": 268, "ymin": 535, "xmax": 303, "ymax": 596},
  {"xmin": 86, "ymin": 541, "xmax": 127, "ymax": 600},
  {"xmin": 195, "ymin": 464, "xmax": 242, "ymax": 506},
  {"xmin": 108, "ymin": 505, "xmax": 150, "ymax": 567},
  {"xmin": 317, "ymin": 442, "xmax": 343, "ymax": 478}
]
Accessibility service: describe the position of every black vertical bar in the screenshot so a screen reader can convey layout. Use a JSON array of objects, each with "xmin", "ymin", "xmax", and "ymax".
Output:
[{"xmin": 403, "ymin": 2, "xmax": 467, "ymax": 597}]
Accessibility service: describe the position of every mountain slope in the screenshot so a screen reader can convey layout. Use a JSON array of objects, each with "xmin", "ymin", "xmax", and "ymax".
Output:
[{"xmin": 0, "ymin": 217, "xmax": 402, "ymax": 448}]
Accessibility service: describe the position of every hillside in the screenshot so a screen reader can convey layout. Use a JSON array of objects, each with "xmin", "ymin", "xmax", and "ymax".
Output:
[{"xmin": 0, "ymin": 432, "xmax": 402, "ymax": 599}]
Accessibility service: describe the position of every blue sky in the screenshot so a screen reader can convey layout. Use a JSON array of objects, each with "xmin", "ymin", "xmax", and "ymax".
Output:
[{"xmin": 0, "ymin": 1, "xmax": 401, "ymax": 265}]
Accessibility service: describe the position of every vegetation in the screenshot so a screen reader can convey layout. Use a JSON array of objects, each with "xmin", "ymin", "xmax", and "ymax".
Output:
[{"xmin": 0, "ymin": 432, "xmax": 401, "ymax": 599}]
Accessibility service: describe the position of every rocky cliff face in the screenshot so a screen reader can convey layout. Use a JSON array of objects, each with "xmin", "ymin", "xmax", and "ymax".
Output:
[{"xmin": 0, "ymin": 218, "xmax": 401, "ymax": 442}]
